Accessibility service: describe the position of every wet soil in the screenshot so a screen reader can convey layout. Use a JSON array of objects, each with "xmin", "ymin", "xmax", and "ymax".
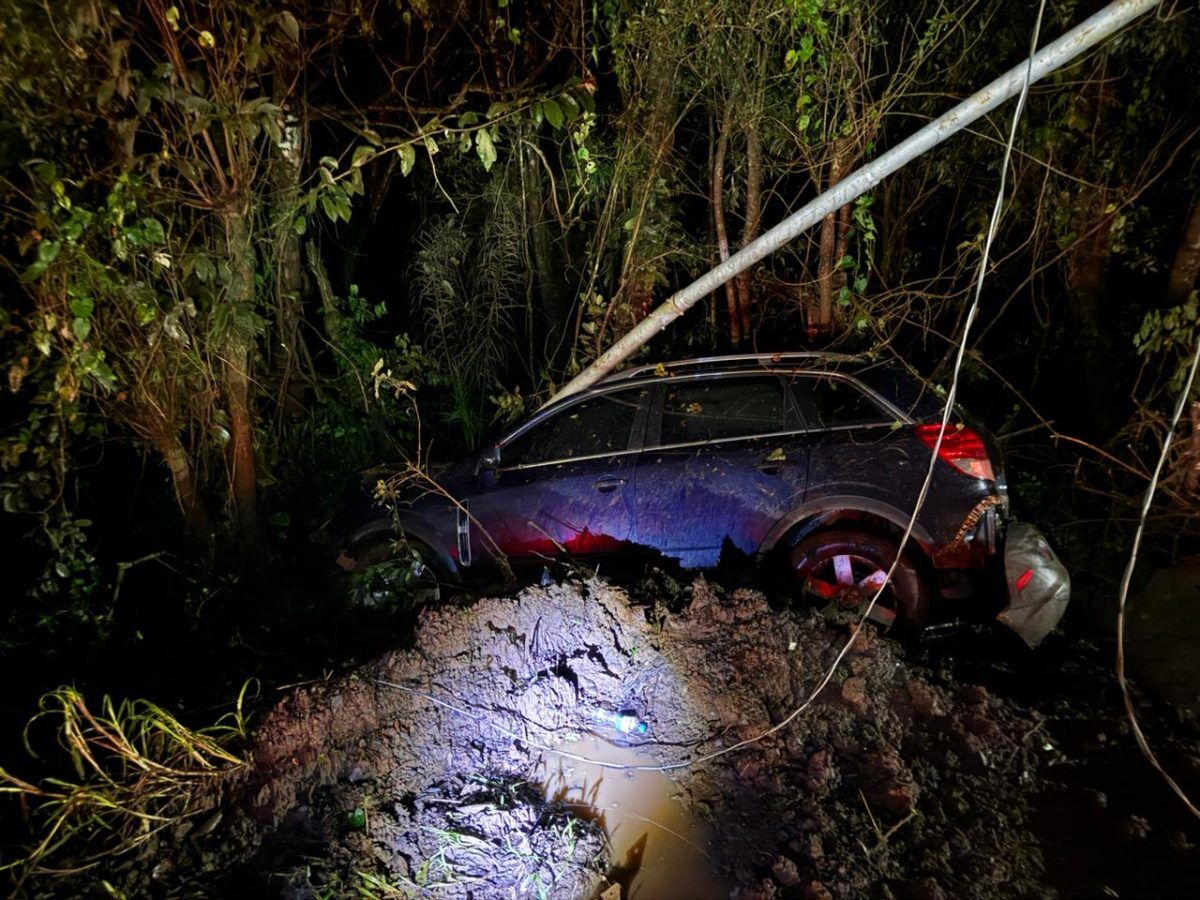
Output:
[{"xmin": 24, "ymin": 573, "xmax": 1200, "ymax": 899}]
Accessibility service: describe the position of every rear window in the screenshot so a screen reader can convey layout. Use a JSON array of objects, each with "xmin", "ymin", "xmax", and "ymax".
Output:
[
  {"xmin": 501, "ymin": 388, "xmax": 643, "ymax": 466},
  {"xmin": 794, "ymin": 376, "xmax": 893, "ymax": 428},
  {"xmin": 658, "ymin": 377, "xmax": 789, "ymax": 444}
]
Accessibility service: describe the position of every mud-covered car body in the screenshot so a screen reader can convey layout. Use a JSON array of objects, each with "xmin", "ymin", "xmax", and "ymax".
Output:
[{"xmin": 331, "ymin": 353, "xmax": 1067, "ymax": 644}]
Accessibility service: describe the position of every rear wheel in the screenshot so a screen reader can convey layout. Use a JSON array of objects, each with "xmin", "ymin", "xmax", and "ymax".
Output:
[{"xmin": 788, "ymin": 529, "xmax": 929, "ymax": 629}]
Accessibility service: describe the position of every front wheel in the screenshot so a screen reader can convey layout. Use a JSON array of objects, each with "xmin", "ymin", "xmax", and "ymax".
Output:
[
  {"xmin": 339, "ymin": 534, "xmax": 444, "ymax": 609},
  {"xmin": 788, "ymin": 529, "xmax": 929, "ymax": 629}
]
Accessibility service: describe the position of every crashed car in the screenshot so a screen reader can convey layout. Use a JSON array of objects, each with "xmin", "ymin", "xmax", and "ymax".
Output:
[{"xmin": 328, "ymin": 352, "xmax": 1069, "ymax": 645}]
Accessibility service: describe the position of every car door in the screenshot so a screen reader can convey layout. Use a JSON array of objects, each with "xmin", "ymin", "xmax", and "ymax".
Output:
[
  {"xmin": 469, "ymin": 386, "xmax": 648, "ymax": 565},
  {"xmin": 786, "ymin": 372, "xmax": 921, "ymax": 510},
  {"xmin": 633, "ymin": 374, "xmax": 808, "ymax": 568}
]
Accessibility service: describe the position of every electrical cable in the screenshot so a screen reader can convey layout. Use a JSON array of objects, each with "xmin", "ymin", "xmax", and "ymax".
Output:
[
  {"xmin": 376, "ymin": 0, "xmax": 1049, "ymax": 774},
  {"xmin": 1114, "ymin": 337, "xmax": 1200, "ymax": 821}
]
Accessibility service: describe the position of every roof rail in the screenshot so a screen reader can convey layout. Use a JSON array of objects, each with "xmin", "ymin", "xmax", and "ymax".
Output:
[{"xmin": 603, "ymin": 351, "xmax": 862, "ymax": 382}]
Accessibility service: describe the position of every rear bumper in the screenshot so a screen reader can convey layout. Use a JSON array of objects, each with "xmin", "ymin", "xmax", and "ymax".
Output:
[{"xmin": 996, "ymin": 522, "xmax": 1070, "ymax": 647}]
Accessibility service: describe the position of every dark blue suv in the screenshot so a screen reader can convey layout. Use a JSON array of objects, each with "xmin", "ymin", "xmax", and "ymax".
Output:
[{"xmin": 332, "ymin": 353, "xmax": 1067, "ymax": 644}]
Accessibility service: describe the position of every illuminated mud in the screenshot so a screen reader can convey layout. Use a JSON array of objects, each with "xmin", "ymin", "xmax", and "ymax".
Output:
[{"xmin": 78, "ymin": 576, "xmax": 1057, "ymax": 898}]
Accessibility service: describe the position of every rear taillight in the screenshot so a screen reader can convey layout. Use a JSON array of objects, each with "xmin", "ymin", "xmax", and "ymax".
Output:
[{"xmin": 915, "ymin": 423, "xmax": 995, "ymax": 481}]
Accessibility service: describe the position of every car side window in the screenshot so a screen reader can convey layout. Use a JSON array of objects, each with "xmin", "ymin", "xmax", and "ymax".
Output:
[
  {"xmin": 658, "ymin": 377, "xmax": 789, "ymax": 445},
  {"xmin": 796, "ymin": 376, "xmax": 893, "ymax": 428},
  {"xmin": 501, "ymin": 389, "xmax": 643, "ymax": 467}
]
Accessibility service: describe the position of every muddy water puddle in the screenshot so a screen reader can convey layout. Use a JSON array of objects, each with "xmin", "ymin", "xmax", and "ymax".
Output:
[{"xmin": 536, "ymin": 734, "xmax": 730, "ymax": 899}]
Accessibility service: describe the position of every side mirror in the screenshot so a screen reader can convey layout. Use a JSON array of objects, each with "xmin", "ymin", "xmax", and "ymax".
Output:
[{"xmin": 479, "ymin": 445, "xmax": 501, "ymax": 471}]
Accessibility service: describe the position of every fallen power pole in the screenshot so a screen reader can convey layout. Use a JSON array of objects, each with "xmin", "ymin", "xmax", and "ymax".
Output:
[{"xmin": 549, "ymin": 0, "xmax": 1159, "ymax": 405}]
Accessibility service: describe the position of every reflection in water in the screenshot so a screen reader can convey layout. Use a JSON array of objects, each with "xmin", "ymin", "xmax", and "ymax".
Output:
[{"xmin": 536, "ymin": 734, "xmax": 729, "ymax": 899}]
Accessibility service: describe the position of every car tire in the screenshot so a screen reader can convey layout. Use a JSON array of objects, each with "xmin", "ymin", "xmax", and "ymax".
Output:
[{"xmin": 788, "ymin": 529, "xmax": 929, "ymax": 629}]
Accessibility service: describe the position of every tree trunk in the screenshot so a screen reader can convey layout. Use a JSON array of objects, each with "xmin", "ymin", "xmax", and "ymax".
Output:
[
  {"xmin": 1065, "ymin": 188, "xmax": 1116, "ymax": 432},
  {"xmin": 222, "ymin": 210, "xmax": 259, "ymax": 540},
  {"xmin": 271, "ymin": 113, "xmax": 305, "ymax": 417},
  {"xmin": 153, "ymin": 430, "xmax": 210, "ymax": 546},
  {"xmin": 618, "ymin": 54, "xmax": 678, "ymax": 326},
  {"xmin": 307, "ymin": 241, "xmax": 341, "ymax": 346},
  {"xmin": 525, "ymin": 143, "xmax": 568, "ymax": 332},
  {"xmin": 814, "ymin": 139, "xmax": 850, "ymax": 338},
  {"xmin": 735, "ymin": 119, "xmax": 763, "ymax": 343},
  {"xmin": 1166, "ymin": 199, "xmax": 1200, "ymax": 305},
  {"xmin": 833, "ymin": 201, "xmax": 853, "ymax": 295},
  {"xmin": 712, "ymin": 117, "xmax": 739, "ymax": 346}
]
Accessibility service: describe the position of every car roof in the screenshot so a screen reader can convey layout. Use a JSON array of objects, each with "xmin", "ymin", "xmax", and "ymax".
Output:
[
  {"xmin": 515, "ymin": 351, "xmax": 940, "ymax": 445},
  {"xmin": 600, "ymin": 351, "xmax": 866, "ymax": 383}
]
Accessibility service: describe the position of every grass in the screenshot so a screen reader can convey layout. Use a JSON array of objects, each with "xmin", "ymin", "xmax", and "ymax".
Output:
[{"xmin": 0, "ymin": 682, "xmax": 253, "ymax": 886}]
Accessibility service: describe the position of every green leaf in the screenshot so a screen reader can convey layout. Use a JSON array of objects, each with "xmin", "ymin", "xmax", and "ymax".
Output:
[
  {"xmin": 38, "ymin": 241, "xmax": 61, "ymax": 264},
  {"xmin": 139, "ymin": 218, "xmax": 166, "ymax": 244},
  {"xmin": 351, "ymin": 145, "xmax": 374, "ymax": 168},
  {"xmin": 293, "ymin": 214, "xmax": 307, "ymax": 236},
  {"xmin": 69, "ymin": 297, "xmax": 94, "ymax": 319},
  {"xmin": 560, "ymin": 94, "xmax": 580, "ymax": 122},
  {"xmin": 91, "ymin": 359, "xmax": 117, "ymax": 391},
  {"xmin": 476, "ymin": 129, "xmax": 497, "ymax": 171},
  {"xmin": 278, "ymin": 11, "xmax": 300, "ymax": 43},
  {"xmin": 97, "ymin": 79, "xmax": 116, "ymax": 109},
  {"xmin": 531, "ymin": 100, "xmax": 544, "ymax": 127},
  {"xmin": 799, "ymin": 34, "xmax": 815, "ymax": 63},
  {"xmin": 20, "ymin": 260, "xmax": 48, "ymax": 283},
  {"xmin": 543, "ymin": 98, "xmax": 563, "ymax": 130},
  {"xmin": 33, "ymin": 331, "xmax": 51, "ymax": 356},
  {"xmin": 72, "ymin": 318, "xmax": 91, "ymax": 342},
  {"xmin": 194, "ymin": 255, "xmax": 216, "ymax": 283},
  {"xmin": 399, "ymin": 143, "xmax": 416, "ymax": 177}
]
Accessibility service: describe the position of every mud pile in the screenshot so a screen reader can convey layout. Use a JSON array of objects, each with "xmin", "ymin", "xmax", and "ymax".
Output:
[{"xmin": 106, "ymin": 576, "xmax": 1048, "ymax": 898}]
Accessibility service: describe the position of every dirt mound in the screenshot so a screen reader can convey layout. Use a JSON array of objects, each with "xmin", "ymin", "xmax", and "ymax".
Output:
[{"xmin": 100, "ymin": 576, "xmax": 1048, "ymax": 898}]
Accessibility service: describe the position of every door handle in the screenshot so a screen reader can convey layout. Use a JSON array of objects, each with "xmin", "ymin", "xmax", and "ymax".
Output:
[
  {"xmin": 593, "ymin": 476, "xmax": 627, "ymax": 493},
  {"xmin": 758, "ymin": 458, "xmax": 795, "ymax": 475}
]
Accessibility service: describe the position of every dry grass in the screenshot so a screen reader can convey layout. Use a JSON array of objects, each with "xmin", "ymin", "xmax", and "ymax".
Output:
[{"xmin": 0, "ymin": 683, "xmax": 252, "ymax": 884}]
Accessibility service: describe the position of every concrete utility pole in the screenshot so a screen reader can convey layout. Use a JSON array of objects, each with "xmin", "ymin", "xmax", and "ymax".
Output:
[{"xmin": 549, "ymin": 0, "xmax": 1160, "ymax": 405}]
